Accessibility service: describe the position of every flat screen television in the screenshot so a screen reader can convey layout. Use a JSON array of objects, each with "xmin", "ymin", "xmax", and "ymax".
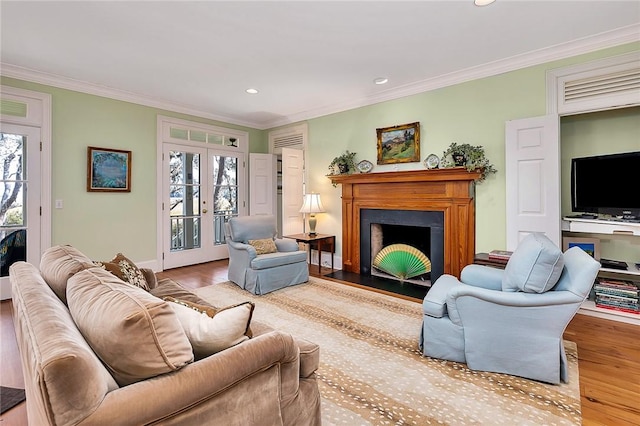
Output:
[{"xmin": 571, "ymin": 151, "xmax": 640, "ymax": 220}]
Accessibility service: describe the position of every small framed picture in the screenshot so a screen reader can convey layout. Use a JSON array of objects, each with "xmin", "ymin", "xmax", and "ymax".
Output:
[
  {"xmin": 376, "ymin": 122, "xmax": 420, "ymax": 165},
  {"xmin": 563, "ymin": 236, "xmax": 600, "ymax": 260},
  {"xmin": 87, "ymin": 146, "xmax": 132, "ymax": 192}
]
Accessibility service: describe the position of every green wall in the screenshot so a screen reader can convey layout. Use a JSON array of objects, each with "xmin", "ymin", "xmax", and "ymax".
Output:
[
  {"xmin": 304, "ymin": 43, "xmax": 640, "ymax": 255},
  {"xmin": 0, "ymin": 77, "xmax": 266, "ymax": 261},
  {"xmin": 2, "ymin": 41, "xmax": 638, "ymax": 264}
]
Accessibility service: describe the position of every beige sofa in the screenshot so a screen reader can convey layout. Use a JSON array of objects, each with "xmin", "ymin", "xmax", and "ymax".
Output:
[{"xmin": 10, "ymin": 245, "xmax": 321, "ymax": 425}]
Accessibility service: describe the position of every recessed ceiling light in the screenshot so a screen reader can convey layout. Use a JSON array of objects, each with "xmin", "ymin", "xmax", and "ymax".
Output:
[
  {"xmin": 246, "ymin": 88, "xmax": 259, "ymax": 94},
  {"xmin": 474, "ymin": 0, "xmax": 496, "ymax": 6},
  {"xmin": 374, "ymin": 78, "xmax": 388, "ymax": 85}
]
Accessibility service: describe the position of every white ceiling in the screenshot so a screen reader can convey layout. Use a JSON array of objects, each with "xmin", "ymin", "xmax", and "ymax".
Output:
[{"xmin": 1, "ymin": 1, "xmax": 639, "ymax": 129}]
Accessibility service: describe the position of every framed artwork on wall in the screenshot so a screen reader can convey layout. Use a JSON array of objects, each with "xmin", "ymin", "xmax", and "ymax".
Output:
[
  {"xmin": 376, "ymin": 122, "xmax": 420, "ymax": 165},
  {"xmin": 562, "ymin": 236, "xmax": 600, "ymax": 260},
  {"xmin": 87, "ymin": 146, "xmax": 132, "ymax": 192}
]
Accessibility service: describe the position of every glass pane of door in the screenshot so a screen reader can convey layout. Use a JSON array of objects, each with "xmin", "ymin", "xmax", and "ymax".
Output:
[
  {"xmin": 212, "ymin": 155, "xmax": 238, "ymax": 245},
  {"xmin": 169, "ymin": 150, "xmax": 201, "ymax": 252},
  {"xmin": 0, "ymin": 133, "xmax": 27, "ymax": 276}
]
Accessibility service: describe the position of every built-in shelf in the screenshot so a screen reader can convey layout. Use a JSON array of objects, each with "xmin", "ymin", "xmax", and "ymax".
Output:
[{"xmin": 562, "ymin": 217, "xmax": 640, "ymax": 325}]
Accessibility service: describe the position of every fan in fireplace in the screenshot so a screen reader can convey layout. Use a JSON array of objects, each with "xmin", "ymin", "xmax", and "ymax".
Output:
[{"xmin": 372, "ymin": 244, "xmax": 431, "ymax": 282}]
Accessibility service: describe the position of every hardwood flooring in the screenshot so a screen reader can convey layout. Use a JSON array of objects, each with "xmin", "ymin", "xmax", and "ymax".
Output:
[{"xmin": 1, "ymin": 261, "xmax": 638, "ymax": 425}]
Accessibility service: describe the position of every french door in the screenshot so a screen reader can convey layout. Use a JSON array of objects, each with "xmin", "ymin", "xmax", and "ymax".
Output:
[
  {"xmin": 162, "ymin": 144, "xmax": 243, "ymax": 269},
  {"xmin": 0, "ymin": 124, "xmax": 41, "ymax": 294}
]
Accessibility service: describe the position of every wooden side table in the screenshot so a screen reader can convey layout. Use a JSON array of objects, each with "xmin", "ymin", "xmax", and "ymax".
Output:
[{"xmin": 284, "ymin": 233, "xmax": 335, "ymax": 274}]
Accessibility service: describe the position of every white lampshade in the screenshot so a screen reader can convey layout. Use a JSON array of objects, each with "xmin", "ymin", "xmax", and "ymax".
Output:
[
  {"xmin": 299, "ymin": 193, "xmax": 325, "ymax": 214},
  {"xmin": 299, "ymin": 193, "xmax": 325, "ymax": 235}
]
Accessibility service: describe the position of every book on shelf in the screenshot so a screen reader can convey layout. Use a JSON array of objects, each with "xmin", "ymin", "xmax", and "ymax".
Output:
[
  {"xmin": 594, "ymin": 303, "xmax": 639, "ymax": 314},
  {"xmin": 488, "ymin": 250, "xmax": 513, "ymax": 261}
]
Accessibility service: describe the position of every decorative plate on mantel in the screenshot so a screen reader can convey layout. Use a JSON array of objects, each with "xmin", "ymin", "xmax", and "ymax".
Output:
[
  {"xmin": 357, "ymin": 159, "xmax": 374, "ymax": 173},
  {"xmin": 424, "ymin": 154, "xmax": 440, "ymax": 169}
]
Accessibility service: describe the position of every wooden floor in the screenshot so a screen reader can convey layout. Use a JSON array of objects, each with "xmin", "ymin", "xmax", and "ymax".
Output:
[{"xmin": 1, "ymin": 260, "xmax": 639, "ymax": 425}]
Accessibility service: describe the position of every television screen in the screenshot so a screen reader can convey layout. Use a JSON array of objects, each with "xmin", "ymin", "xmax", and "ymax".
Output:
[{"xmin": 571, "ymin": 151, "xmax": 640, "ymax": 219}]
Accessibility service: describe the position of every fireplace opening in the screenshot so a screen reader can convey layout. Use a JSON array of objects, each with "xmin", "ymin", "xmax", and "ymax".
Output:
[
  {"xmin": 370, "ymin": 224, "xmax": 432, "ymax": 286},
  {"xmin": 360, "ymin": 209, "xmax": 444, "ymax": 288}
]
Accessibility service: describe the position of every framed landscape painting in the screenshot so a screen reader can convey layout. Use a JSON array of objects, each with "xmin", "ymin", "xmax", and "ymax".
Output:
[
  {"xmin": 376, "ymin": 122, "xmax": 420, "ymax": 165},
  {"xmin": 562, "ymin": 236, "xmax": 600, "ymax": 260},
  {"xmin": 87, "ymin": 146, "xmax": 132, "ymax": 192}
]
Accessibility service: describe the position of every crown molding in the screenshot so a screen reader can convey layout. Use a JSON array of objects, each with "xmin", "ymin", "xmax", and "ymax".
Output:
[
  {"xmin": 264, "ymin": 24, "xmax": 640, "ymax": 129},
  {"xmin": 0, "ymin": 64, "xmax": 263, "ymax": 129},
  {"xmin": 1, "ymin": 24, "xmax": 638, "ymax": 131}
]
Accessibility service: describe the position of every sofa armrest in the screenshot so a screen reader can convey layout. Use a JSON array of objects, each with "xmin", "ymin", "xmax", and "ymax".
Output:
[
  {"xmin": 80, "ymin": 331, "xmax": 301, "ymax": 425},
  {"xmin": 275, "ymin": 238, "xmax": 299, "ymax": 253}
]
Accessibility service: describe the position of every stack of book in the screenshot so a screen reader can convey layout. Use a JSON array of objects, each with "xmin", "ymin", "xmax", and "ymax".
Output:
[
  {"xmin": 488, "ymin": 250, "xmax": 513, "ymax": 262},
  {"xmin": 594, "ymin": 279, "xmax": 639, "ymax": 314}
]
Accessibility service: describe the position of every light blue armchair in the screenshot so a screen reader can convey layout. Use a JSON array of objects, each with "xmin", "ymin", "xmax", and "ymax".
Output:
[
  {"xmin": 419, "ymin": 233, "xmax": 600, "ymax": 384},
  {"xmin": 225, "ymin": 215, "xmax": 309, "ymax": 295}
]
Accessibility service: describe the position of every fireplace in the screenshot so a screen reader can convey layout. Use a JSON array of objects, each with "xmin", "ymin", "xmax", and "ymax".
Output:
[
  {"xmin": 361, "ymin": 209, "xmax": 444, "ymax": 286},
  {"xmin": 328, "ymin": 168, "xmax": 480, "ymax": 298}
]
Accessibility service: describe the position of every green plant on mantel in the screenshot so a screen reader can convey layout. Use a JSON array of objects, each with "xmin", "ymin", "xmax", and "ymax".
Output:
[
  {"xmin": 328, "ymin": 150, "xmax": 357, "ymax": 176},
  {"xmin": 440, "ymin": 142, "xmax": 497, "ymax": 183}
]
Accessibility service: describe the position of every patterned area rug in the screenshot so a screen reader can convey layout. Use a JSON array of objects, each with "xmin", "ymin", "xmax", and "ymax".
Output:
[{"xmin": 195, "ymin": 278, "xmax": 581, "ymax": 425}]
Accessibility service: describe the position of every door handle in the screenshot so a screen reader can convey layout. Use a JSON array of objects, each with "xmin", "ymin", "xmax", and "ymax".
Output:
[{"xmin": 202, "ymin": 209, "xmax": 208, "ymax": 214}]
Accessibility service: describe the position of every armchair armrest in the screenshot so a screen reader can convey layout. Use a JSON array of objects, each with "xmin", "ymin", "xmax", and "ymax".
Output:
[
  {"xmin": 446, "ymin": 285, "xmax": 585, "ymax": 325},
  {"xmin": 460, "ymin": 264, "xmax": 504, "ymax": 290},
  {"xmin": 227, "ymin": 240, "xmax": 257, "ymax": 257},
  {"xmin": 83, "ymin": 331, "xmax": 300, "ymax": 425},
  {"xmin": 275, "ymin": 238, "xmax": 299, "ymax": 252}
]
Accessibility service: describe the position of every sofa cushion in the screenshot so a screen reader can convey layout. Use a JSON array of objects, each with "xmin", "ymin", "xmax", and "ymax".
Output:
[
  {"xmin": 66, "ymin": 267, "xmax": 193, "ymax": 386},
  {"xmin": 250, "ymin": 250, "xmax": 308, "ymax": 270},
  {"xmin": 248, "ymin": 238, "xmax": 278, "ymax": 255},
  {"xmin": 168, "ymin": 300, "xmax": 255, "ymax": 358},
  {"xmin": 40, "ymin": 245, "xmax": 95, "ymax": 304},
  {"xmin": 94, "ymin": 252, "xmax": 150, "ymax": 291},
  {"xmin": 502, "ymin": 233, "xmax": 565, "ymax": 293}
]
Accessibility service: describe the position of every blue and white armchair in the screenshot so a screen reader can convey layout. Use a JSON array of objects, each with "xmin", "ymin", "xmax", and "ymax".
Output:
[
  {"xmin": 419, "ymin": 233, "xmax": 600, "ymax": 384},
  {"xmin": 225, "ymin": 215, "xmax": 309, "ymax": 295}
]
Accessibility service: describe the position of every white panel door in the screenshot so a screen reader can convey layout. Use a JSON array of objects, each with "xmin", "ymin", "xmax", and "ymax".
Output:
[
  {"xmin": 281, "ymin": 148, "xmax": 304, "ymax": 236},
  {"xmin": 249, "ymin": 153, "xmax": 276, "ymax": 216},
  {"xmin": 505, "ymin": 115, "xmax": 560, "ymax": 249},
  {"xmin": 0, "ymin": 124, "xmax": 41, "ymax": 299}
]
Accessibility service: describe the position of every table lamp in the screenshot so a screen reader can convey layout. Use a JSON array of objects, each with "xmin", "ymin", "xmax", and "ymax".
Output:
[{"xmin": 299, "ymin": 193, "xmax": 325, "ymax": 236}]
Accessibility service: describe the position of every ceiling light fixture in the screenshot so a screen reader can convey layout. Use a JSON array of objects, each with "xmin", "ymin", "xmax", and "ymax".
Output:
[
  {"xmin": 474, "ymin": 0, "xmax": 496, "ymax": 6},
  {"xmin": 246, "ymin": 88, "xmax": 259, "ymax": 94},
  {"xmin": 374, "ymin": 77, "xmax": 388, "ymax": 85}
]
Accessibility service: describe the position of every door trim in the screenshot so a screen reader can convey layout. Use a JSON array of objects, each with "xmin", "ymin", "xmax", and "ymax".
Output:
[
  {"xmin": 0, "ymin": 85, "xmax": 52, "ymax": 300},
  {"xmin": 156, "ymin": 115, "xmax": 248, "ymax": 271}
]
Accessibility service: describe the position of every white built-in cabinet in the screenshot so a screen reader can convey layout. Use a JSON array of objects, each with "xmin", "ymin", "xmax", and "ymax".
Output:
[{"xmin": 506, "ymin": 51, "xmax": 640, "ymax": 323}]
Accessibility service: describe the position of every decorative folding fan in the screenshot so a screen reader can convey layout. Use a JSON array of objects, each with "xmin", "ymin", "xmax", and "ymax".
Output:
[{"xmin": 372, "ymin": 244, "xmax": 431, "ymax": 281}]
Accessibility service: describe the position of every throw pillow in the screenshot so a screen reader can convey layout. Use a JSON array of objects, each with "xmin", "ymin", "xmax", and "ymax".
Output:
[
  {"xmin": 39, "ymin": 245, "xmax": 95, "ymax": 304},
  {"xmin": 168, "ymin": 300, "xmax": 255, "ymax": 358},
  {"xmin": 248, "ymin": 238, "xmax": 277, "ymax": 255},
  {"xmin": 95, "ymin": 253, "xmax": 150, "ymax": 291},
  {"xmin": 163, "ymin": 296, "xmax": 218, "ymax": 318},
  {"xmin": 502, "ymin": 233, "xmax": 565, "ymax": 293},
  {"xmin": 66, "ymin": 267, "xmax": 193, "ymax": 386}
]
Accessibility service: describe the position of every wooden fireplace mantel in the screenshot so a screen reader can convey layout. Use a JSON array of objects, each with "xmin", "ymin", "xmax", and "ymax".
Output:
[{"xmin": 328, "ymin": 168, "xmax": 482, "ymax": 278}]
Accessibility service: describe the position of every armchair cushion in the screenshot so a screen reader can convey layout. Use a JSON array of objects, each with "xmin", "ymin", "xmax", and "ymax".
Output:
[
  {"xmin": 228, "ymin": 215, "xmax": 276, "ymax": 243},
  {"xmin": 251, "ymin": 250, "xmax": 308, "ymax": 270},
  {"xmin": 248, "ymin": 238, "xmax": 277, "ymax": 255},
  {"xmin": 502, "ymin": 233, "xmax": 564, "ymax": 293}
]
